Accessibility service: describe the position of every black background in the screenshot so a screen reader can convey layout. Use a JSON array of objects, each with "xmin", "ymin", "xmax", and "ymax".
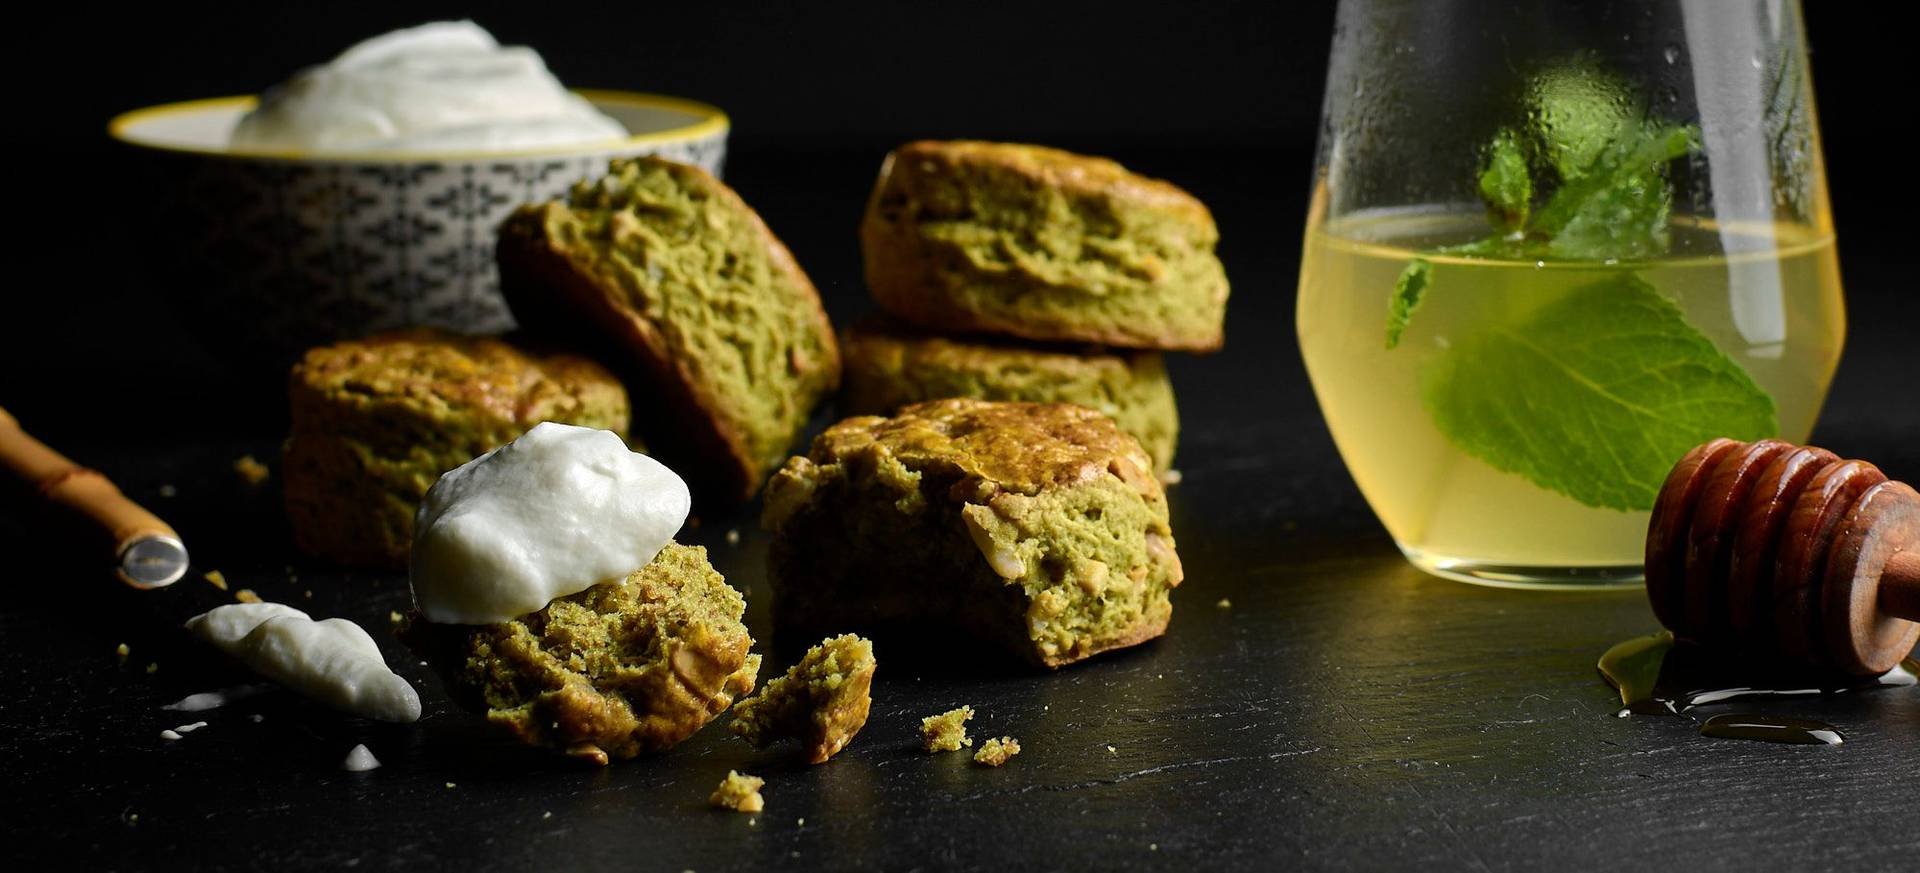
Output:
[
  {"xmin": 0, "ymin": 1, "xmax": 1907, "ymax": 427},
  {"xmin": 6, "ymin": 4, "xmax": 1920, "ymax": 871}
]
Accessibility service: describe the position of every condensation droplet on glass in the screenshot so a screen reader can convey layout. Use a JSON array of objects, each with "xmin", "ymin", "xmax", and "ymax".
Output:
[{"xmin": 1663, "ymin": 45, "xmax": 1680, "ymax": 65}]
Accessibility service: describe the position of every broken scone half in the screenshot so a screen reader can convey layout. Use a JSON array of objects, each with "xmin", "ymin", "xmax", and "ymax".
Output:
[
  {"xmin": 764, "ymin": 399, "xmax": 1183, "ymax": 668},
  {"xmin": 401, "ymin": 422, "xmax": 757, "ymax": 763},
  {"xmin": 497, "ymin": 156, "xmax": 840, "ymax": 503}
]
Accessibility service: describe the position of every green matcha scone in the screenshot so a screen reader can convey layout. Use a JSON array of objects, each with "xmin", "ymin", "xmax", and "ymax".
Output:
[
  {"xmin": 763, "ymin": 399, "xmax": 1183, "ymax": 669},
  {"xmin": 729, "ymin": 634, "xmax": 876, "ymax": 764},
  {"xmin": 400, "ymin": 543, "xmax": 760, "ymax": 764},
  {"xmin": 283, "ymin": 328, "xmax": 629, "ymax": 568},
  {"xmin": 840, "ymin": 317, "xmax": 1179, "ymax": 474},
  {"xmin": 497, "ymin": 156, "xmax": 840, "ymax": 502},
  {"xmin": 861, "ymin": 140, "xmax": 1229, "ymax": 352}
]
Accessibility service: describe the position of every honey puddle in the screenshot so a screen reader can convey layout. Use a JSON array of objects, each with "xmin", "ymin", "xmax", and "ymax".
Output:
[{"xmin": 1597, "ymin": 631, "xmax": 1918, "ymax": 744}]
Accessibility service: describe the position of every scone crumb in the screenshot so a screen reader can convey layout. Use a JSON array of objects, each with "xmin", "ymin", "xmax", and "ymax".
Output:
[
  {"xmin": 233, "ymin": 455, "xmax": 270, "ymax": 486},
  {"xmin": 145, "ymin": 662, "xmax": 159, "ymax": 674},
  {"xmin": 202, "ymin": 570, "xmax": 229, "ymax": 591},
  {"xmin": 974, "ymin": 736, "xmax": 1021, "ymax": 767},
  {"xmin": 921, "ymin": 706, "xmax": 974, "ymax": 753},
  {"xmin": 725, "ymin": 528, "xmax": 741, "ymax": 546},
  {"xmin": 234, "ymin": 589, "xmax": 262, "ymax": 604},
  {"xmin": 389, "ymin": 611, "xmax": 404, "ymax": 624},
  {"xmin": 1161, "ymin": 469, "xmax": 1184, "ymax": 486},
  {"xmin": 711, "ymin": 770, "xmax": 765, "ymax": 813},
  {"xmin": 1216, "ymin": 598, "xmax": 1231, "ymax": 609},
  {"xmin": 115, "ymin": 643, "xmax": 130, "ymax": 663},
  {"xmin": 158, "ymin": 484, "xmax": 177, "ymax": 498},
  {"xmin": 1107, "ymin": 744, "xmax": 1117, "ymax": 754}
]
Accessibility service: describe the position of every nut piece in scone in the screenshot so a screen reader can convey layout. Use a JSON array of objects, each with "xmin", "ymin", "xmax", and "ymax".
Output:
[
  {"xmin": 764, "ymin": 399, "xmax": 1183, "ymax": 668},
  {"xmin": 283, "ymin": 328, "xmax": 628, "ymax": 568},
  {"xmin": 840, "ymin": 316, "xmax": 1179, "ymax": 475},
  {"xmin": 728, "ymin": 634, "xmax": 875, "ymax": 764},
  {"xmin": 497, "ymin": 156, "xmax": 840, "ymax": 502},
  {"xmin": 400, "ymin": 543, "xmax": 758, "ymax": 762},
  {"xmin": 861, "ymin": 140, "xmax": 1229, "ymax": 352}
]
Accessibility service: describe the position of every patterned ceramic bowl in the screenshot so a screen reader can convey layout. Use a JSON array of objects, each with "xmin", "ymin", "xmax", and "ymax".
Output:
[{"xmin": 109, "ymin": 90, "xmax": 727, "ymax": 362}]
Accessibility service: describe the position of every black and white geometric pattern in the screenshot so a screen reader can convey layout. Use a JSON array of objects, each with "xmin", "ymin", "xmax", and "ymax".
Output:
[{"xmin": 154, "ymin": 132, "xmax": 726, "ymax": 362}]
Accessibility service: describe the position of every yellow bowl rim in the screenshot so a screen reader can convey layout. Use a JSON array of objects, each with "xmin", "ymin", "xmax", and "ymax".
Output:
[{"xmin": 106, "ymin": 89, "xmax": 729, "ymax": 163}]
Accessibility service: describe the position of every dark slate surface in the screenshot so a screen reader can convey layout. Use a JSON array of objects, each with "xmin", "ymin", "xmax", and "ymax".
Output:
[{"xmin": 4, "ymin": 148, "xmax": 1918, "ymax": 872}]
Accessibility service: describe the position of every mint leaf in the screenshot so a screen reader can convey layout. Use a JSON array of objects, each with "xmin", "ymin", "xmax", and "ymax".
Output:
[
  {"xmin": 1478, "ymin": 128, "xmax": 1532, "ymax": 234},
  {"xmin": 1385, "ymin": 258, "xmax": 1432, "ymax": 349},
  {"xmin": 1528, "ymin": 62, "xmax": 1637, "ymax": 181},
  {"xmin": 1421, "ymin": 275, "xmax": 1777, "ymax": 511},
  {"xmin": 1533, "ymin": 123, "xmax": 1697, "ymax": 259}
]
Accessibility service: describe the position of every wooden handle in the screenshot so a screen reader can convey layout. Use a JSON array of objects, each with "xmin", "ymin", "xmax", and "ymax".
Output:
[
  {"xmin": 1882, "ymin": 549, "xmax": 1920, "ymax": 622},
  {"xmin": 0, "ymin": 405, "xmax": 186, "ymax": 588}
]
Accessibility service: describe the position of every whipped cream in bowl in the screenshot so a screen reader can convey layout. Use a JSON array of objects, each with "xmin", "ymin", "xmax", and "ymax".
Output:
[
  {"xmin": 230, "ymin": 21, "xmax": 629, "ymax": 155},
  {"xmin": 107, "ymin": 22, "xmax": 727, "ymax": 358}
]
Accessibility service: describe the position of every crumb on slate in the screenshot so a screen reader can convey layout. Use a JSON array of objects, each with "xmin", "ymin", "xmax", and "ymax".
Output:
[
  {"xmin": 1161, "ymin": 469, "xmax": 1184, "ymax": 486},
  {"xmin": 711, "ymin": 770, "xmax": 765, "ymax": 813},
  {"xmin": 233, "ymin": 455, "xmax": 270, "ymax": 486},
  {"xmin": 158, "ymin": 484, "xmax": 177, "ymax": 498},
  {"xmin": 921, "ymin": 705, "xmax": 974, "ymax": 753},
  {"xmin": 235, "ymin": 589, "xmax": 261, "ymax": 604},
  {"xmin": 115, "ymin": 643, "xmax": 130, "ymax": 663},
  {"xmin": 974, "ymin": 736, "xmax": 1021, "ymax": 767},
  {"xmin": 145, "ymin": 663, "xmax": 159, "ymax": 674},
  {"xmin": 726, "ymin": 528, "xmax": 741, "ymax": 545},
  {"xmin": 203, "ymin": 570, "xmax": 228, "ymax": 591},
  {"xmin": 1216, "ymin": 598, "xmax": 1231, "ymax": 609}
]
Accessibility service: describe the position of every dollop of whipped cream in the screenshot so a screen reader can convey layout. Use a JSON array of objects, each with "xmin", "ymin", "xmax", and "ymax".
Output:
[
  {"xmin": 410, "ymin": 422, "xmax": 690, "ymax": 625},
  {"xmin": 230, "ymin": 20, "xmax": 627, "ymax": 154},
  {"xmin": 185, "ymin": 603, "xmax": 421, "ymax": 723}
]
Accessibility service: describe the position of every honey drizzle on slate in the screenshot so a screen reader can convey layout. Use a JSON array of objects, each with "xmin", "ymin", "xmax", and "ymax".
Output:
[
  {"xmin": 1596, "ymin": 631, "xmax": 1918, "ymax": 744},
  {"xmin": 1697, "ymin": 714, "xmax": 1844, "ymax": 745}
]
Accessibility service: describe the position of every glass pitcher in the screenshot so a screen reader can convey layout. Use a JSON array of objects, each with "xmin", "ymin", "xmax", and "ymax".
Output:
[{"xmin": 1296, "ymin": 0, "xmax": 1843, "ymax": 588}]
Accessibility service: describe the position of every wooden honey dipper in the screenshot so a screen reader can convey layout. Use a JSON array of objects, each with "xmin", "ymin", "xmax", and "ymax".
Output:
[
  {"xmin": 1646, "ymin": 438, "xmax": 1920, "ymax": 676},
  {"xmin": 0, "ymin": 405, "xmax": 188, "ymax": 589}
]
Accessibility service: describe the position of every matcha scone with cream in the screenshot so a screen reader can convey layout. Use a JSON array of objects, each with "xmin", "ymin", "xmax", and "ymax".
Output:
[
  {"xmin": 840, "ymin": 317, "xmax": 1179, "ymax": 474},
  {"xmin": 401, "ymin": 423, "xmax": 757, "ymax": 763},
  {"xmin": 404, "ymin": 542, "xmax": 759, "ymax": 764},
  {"xmin": 861, "ymin": 141, "xmax": 1229, "ymax": 352},
  {"xmin": 763, "ymin": 400, "xmax": 1183, "ymax": 668},
  {"xmin": 283, "ymin": 328, "xmax": 628, "ymax": 568},
  {"xmin": 497, "ymin": 156, "xmax": 840, "ymax": 501}
]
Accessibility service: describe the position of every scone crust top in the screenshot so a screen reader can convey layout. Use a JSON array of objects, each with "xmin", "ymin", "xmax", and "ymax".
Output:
[
  {"xmin": 791, "ymin": 398, "xmax": 1160, "ymax": 501},
  {"xmin": 290, "ymin": 327, "xmax": 629, "ymax": 439},
  {"xmin": 497, "ymin": 156, "xmax": 839, "ymax": 501},
  {"xmin": 861, "ymin": 140, "xmax": 1228, "ymax": 352}
]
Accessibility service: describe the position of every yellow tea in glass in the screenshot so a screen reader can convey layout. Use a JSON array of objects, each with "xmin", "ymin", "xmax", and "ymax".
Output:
[{"xmin": 1297, "ymin": 0, "xmax": 1843, "ymax": 588}]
